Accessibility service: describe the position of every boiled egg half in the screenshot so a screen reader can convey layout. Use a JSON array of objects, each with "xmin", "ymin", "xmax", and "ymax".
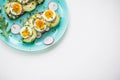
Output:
[
  {"xmin": 34, "ymin": 19, "xmax": 46, "ymax": 32},
  {"xmin": 10, "ymin": 2, "xmax": 22, "ymax": 15},
  {"xmin": 42, "ymin": 10, "xmax": 56, "ymax": 22},
  {"xmin": 20, "ymin": 27, "xmax": 32, "ymax": 38}
]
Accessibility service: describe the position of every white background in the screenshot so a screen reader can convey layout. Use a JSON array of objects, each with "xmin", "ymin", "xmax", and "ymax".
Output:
[{"xmin": 0, "ymin": 0, "xmax": 120, "ymax": 80}]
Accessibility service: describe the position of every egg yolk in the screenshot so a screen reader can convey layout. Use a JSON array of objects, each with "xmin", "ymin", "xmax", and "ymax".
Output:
[
  {"xmin": 22, "ymin": 29, "xmax": 30, "ymax": 37},
  {"xmin": 45, "ymin": 10, "xmax": 54, "ymax": 18},
  {"xmin": 12, "ymin": 3, "xmax": 21, "ymax": 14},
  {"xmin": 35, "ymin": 19, "xmax": 45, "ymax": 29}
]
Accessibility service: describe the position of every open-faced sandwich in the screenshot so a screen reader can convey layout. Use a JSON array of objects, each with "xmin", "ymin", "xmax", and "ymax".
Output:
[
  {"xmin": 4, "ymin": 0, "xmax": 44, "ymax": 19},
  {"xmin": 20, "ymin": 9, "xmax": 60, "ymax": 43}
]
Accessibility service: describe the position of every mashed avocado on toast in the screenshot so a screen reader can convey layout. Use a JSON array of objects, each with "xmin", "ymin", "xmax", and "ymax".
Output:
[
  {"xmin": 4, "ymin": 0, "xmax": 44, "ymax": 19},
  {"xmin": 20, "ymin": 10, "xmax": 60, "ymax": 43}
]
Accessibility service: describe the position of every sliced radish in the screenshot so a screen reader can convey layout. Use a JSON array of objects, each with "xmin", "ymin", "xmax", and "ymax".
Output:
[
  {"xmin": 43, "ymin": 36, "xmax": 54, "ymax": 45},
  {"xmin": 48, "ymin": 2, "xmax": 58, "ymax": 11},
  {"xmin": 37, "ymin": 32, "xmax": 42, "ymax": 39},
  {"xmin": 11, "ymin": 24, "xmax": 21, "ymax": 34}
]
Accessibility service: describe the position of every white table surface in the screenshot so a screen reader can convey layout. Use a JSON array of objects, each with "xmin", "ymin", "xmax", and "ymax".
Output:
[{"xmin": 0, "ymin": 0, "xmax": 120, "ymax": 80}]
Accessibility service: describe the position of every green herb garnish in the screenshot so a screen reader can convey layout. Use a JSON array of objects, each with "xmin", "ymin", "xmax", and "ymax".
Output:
[
  {"xmin": 19, "ymin": 18, "xmax": 22, "ymax": 23},
  {"xmin": 8, "ymin": 0, "xmax": 18, "ymax": 2}
]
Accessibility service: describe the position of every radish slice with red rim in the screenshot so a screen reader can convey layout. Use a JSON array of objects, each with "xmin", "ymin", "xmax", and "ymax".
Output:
[
  {"xmin": 43, "ymin": 36, "xmax": 54, "ymax": 45},
  {"xmin": 11, "ymin": 24, "xmax": 21, "ymax": 34},
  {"xmin": 48, "ymin": 2, "xmax": 58, "ymax": 11}
]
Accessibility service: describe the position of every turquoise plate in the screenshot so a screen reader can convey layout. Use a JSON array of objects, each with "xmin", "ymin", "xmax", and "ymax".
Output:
[{"xmin": 0, "ymin": 0, "xmax": 69, "ymax": 51}]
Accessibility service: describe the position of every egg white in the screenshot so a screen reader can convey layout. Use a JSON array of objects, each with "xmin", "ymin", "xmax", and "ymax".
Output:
[
  {"xmin": 18, "ymin": 0, "xmax": 29, "ymax": 4},
  {"xmin": 42, "ymin": 10, "xmax": 56, "ymax": 22},
  {"xmin": 20, "ymin": 27, "xmax": 32, "ymax": 38},
  {"xmin": 9, "ymin": 2, "xmax": 22, "ymax": 16}
]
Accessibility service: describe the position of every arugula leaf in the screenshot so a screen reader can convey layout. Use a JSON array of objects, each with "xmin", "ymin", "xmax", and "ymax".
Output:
[{"xmin": 0, "ymin": 16, "xmax": 10, "ymax": 38}]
